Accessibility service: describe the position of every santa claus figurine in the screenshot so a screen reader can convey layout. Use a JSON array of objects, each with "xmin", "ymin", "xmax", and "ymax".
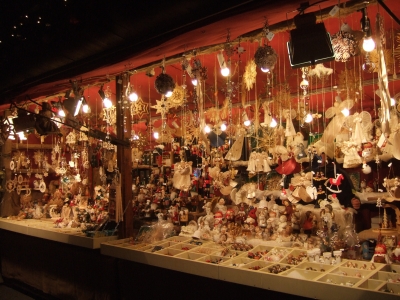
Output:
[{"xmin": 372, "ymin": 243, "xmax": 391, "ymax": 264}]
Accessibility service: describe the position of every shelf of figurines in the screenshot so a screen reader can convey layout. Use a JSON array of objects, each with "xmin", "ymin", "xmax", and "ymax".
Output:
[
  {"xmin": 101, "ymin": 236, "xmax": 400, "ymax": 300},
  {"xmin": 0, "ymin": 218, "xmax": 118, "ymax": 249}
]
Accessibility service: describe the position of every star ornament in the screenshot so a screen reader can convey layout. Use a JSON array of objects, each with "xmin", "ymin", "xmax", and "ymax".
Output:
[
  {"xmin": 131, "ymin": 97, "xmax": 148, "ymax": 119},
  {"xmin": 152, "ymin": 98, "xmax": 170, "ymax": 117}
]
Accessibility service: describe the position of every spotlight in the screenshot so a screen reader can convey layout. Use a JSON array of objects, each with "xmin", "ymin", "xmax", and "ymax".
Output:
[
  {"xmin": 287, "ymin": 12, "xmax": 335, "ymax": 68},
  {"xmin": 74, "ymin": 97, "xmax": 83, "ymax": 116},
  {"xmin": 217, "ymin": 52, "xmax": 230, "ymax": 77}
]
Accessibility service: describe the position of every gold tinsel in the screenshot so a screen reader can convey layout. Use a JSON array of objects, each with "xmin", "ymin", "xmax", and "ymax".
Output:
[
  {"xmin": 395, "ymin": 32, "xmax": 400, "ymax": 68},
  {"xmin": 243, "ymin": 59, "xmax": 257, "ymax": 91}
]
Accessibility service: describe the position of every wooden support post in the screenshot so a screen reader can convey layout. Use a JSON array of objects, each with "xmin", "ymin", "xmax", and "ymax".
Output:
[{"xmin": 116, "ymin": 74, "xmax": 133, "ymax": 238}]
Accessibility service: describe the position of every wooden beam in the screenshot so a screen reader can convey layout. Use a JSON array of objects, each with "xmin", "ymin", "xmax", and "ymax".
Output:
[{"xmin": 116, "ymin": 74, "xmax": 134, "ymax": 238}]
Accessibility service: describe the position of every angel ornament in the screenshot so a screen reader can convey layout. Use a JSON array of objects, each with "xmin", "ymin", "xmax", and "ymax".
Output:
[
  {"xmin": 340, "ymin": 140, "xmax": 362, "ymax": 168},
  {"xmin": 284, "ymin": 109, "xmax": 297, "ymax": 137},
  {"xmin": 225, "ymin": 126, "xmax": 246, "ymax": 161}
]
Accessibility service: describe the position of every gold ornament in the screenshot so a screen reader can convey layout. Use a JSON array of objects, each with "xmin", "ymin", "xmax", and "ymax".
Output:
[
  {"xmin": 243, "ymin": 59, "xmax": 257, "ymax": 91},
  {"xmin": 151, "ymin": 98, "xmax": 170, "ymax": 117},
  {"xmin": 167, "ymin": 85, "xmax": 185, "ymax": 108},
  {"xmin": 131, "ymin": 97, "xmax": 149, "ymax": 119}
]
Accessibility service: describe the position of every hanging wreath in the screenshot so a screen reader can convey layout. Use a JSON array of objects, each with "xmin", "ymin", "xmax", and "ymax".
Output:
[
  {"xmin": 154, "ymin": 73, "xmax": 175, "ymax": 95},
  {"xmin": 331, "ymin": 31, "xmax": 358, "ymax": 62},
  {"xmin": 254, "ymin": 45, "xmax": 277, "ymax": 71}
]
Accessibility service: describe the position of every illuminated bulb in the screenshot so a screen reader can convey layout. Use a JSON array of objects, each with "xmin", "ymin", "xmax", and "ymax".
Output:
[
  {"xmin": 341, "ymin": 108, "xmax": 350, "ymax": 117},
  {"xmin": 221, "ymin": 67, "xmax": 230, "ymax": 77},
  {"xmin": 244, "ymin": 119, "xmax": 251, "ymax": 127},
  {"xmin": 103, "ymin": 97, "xmax": 112, "ymax": 108},
  {"xmin": 165, "ymin": 90, "xmax": 173, "ymax": 98},
  {"xmin": 362, "ymin": 37, "xmax": 375, "ymax": 52},
  {"xmin": 133, "ymin": 134, "xmax": 139, "ymax": 140},
  {"xmin": 153, "ymin": 132, "xmax": 159, "ymax": 139},
  {"xmin": 8, "ymin": 132, "xmax": 15, "ymax": 140},
  {"xmin": 220, "ymin": 123, "xmax": 227, "ymax": 131},
  {"xmin": 18, "ymin": 132, "xmax": 27, "ymax": 140},
  {"xmin": 191, "ymin": 78, "xmax": 198, "ymax": 86},
  {"xmin": 269, "ymin": 118, "xmax": 277, "ymax": 128},
  {"xmin": 58, "ymin": 109, "xmax": 66, "ymax": 117},
  {"xmin": 261, "ymin": 67, "xmax": 270, "ymax": 73},
  {"xmin": 304, "ymin": 113, "xmax": 313, "ymax": 123},
  {"xmin": 82, "ymin": 104, "xmax": 89, "ymax": 113},
  {"xmin": 391, "ymin": 98, "xmax": 396, "ymax": 106},
  {"xmin": 204, "ymin": 125, "xmax": 211, "ymax": 133},
  {"xmin": 129, "ymin": 92, "xmax": 138, "ymax": 102}
]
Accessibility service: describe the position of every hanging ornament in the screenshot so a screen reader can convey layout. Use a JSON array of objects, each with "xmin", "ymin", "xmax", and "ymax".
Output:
[
  {"xmin": 131, "ymin": 97, "xmax": 149, "ymax": 119},
  {"xmin": 154, "ymin": 66, "xmax": 175, "ymax": 96},
  {"xmin": 331, "ymin": 26, "xmax": 358, "ymax": 62},
  {"xmin": 254, "ymin": 45, "xmax": 277, "ymax": 72},
  {"xmin": 243, "ymin": 59, "xmax": 257, "ymax": 91},
  {"xmin": 167, "ymin": 85, "xmax": 185, "ymax": 108}
]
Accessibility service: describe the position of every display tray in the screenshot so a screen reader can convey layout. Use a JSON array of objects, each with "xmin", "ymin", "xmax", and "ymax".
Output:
[
  {"xmin": 101, "ymin": 238, "xmax": 400, "ymax": 300},
  {"xmin": 0, "ymin": 218, "xmax": 117, "ymax": 249}
]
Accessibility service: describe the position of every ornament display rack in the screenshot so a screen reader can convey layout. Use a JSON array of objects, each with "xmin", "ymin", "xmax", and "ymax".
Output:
[
  {"xmin": 101, "ymin": 237, "xmax": 400, "ymax": 300},
  {"xmin": 0, "ymin": 218, "xmax": 117, "ymax": 249}
]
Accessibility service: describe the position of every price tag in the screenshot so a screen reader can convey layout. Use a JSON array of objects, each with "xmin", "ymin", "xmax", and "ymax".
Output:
[
  {"xmin": 329, "ymin": 5, "xmax": 340, "ymax": 16},
  {"xmin": 266, "ymin": 31, "xmax": 274, "ymax": 41}
]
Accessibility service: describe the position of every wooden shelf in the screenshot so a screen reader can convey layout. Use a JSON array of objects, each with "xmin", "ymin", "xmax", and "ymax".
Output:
[{"xmin": 0, "ymin": 218, "xmax": 117, "ymax": 249}]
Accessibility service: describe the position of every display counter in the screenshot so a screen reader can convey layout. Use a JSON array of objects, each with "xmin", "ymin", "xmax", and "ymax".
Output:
[
  {"xmin": 101, "ymin": 237, "xmax": 400, "ymax": 300},
  {"xmin": 0, "ymin": 218, "xmax": 117, "ymax": 249}
]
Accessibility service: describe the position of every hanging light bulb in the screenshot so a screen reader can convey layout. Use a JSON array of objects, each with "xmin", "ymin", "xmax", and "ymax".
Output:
[
  {"xmin": 153, "ymin": 131, "xmax": 159, "ymax": 139},
  {"xmin": 217, "ymin": 52, "xmax": 230, "ymax": 77},
  {"xmin": 191, "ymin": 78, "xmax": 198, "ymax": 86},
  {"xmin": 391, "ymin": 98, "xmax": 396, "ymax": 106},
  {"xmin": 103, "ymin": 97, "xmax": 112, "ymax": 108},
  {"xmin": 82, "ymin": 103, "xmax": 89, "ymax": 113},
  {"xmin": 129, "ymin": 91, "xmax": 138, "ymax": 102},
  {"xmin": 341, "ymin": 107, "xmax": 350, "ymax": 117},
  {"xmin": 165, "ymin": 90, "xmax": 173, "ymax": 98},
  {"xmin": 204, "ymin": 125, "xmax": 211, "ymax": 134},
  {"xmin": 58, "ymin": 109, "xmax": 66, "ymax": 117},
  {"xmin": 269, "ymin": 117, "xmax": 277, "ymax": 128},
  {"xmin": 220, "ymin": 123, "xmax": 227, "ymax": 131},
  {"xmin": 304, "ymin": 113, "xmax": 313, "ymax": 123},
  {"xmin": 362, "ymin": 37, "xmax": 375, "ymax": 52}
]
